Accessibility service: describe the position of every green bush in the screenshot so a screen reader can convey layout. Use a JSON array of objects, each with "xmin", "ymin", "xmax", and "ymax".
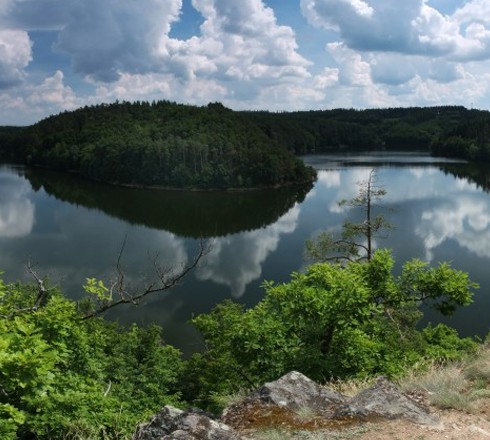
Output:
[
  {"xmin": 187, "ymin": 250, "xmax": 478, "ymax": 408},
  {"xmin": 0, "ymin": 279, "xmax": 184, "ymax": 439}
]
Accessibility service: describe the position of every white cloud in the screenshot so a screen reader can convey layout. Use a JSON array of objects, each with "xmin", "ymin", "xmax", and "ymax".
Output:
[
  {"xmin": 159, "ymin": 0, "xmax": 311, "ymax": 93},
  {"xmin": 301, "ymin": 0, "xmax": 428, "ymax": 53},
  {"xmin": 0, "ymin": 28, "xmax": 32, "ymax": 88},
  {"xmin": 3, "ymin": 0, "xmax": 490, "ymax": 123},
  {"xmin": 0, "ymin": 70, "xmax": 79, "ymax": 125},
  {"xmin": 27, "ymin": 70, "xmax": 77, "ymax": 107},
  {"xmin": 57, "ymin": 0, "xmax": 182, "ymax": 82}
]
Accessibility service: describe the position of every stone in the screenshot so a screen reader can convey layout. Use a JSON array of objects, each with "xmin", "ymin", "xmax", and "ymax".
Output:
[
  {"xmin": 133, "ymin": 405, "xmax": 242, "ymax": 440},
  {"xmin": 347, "ymin": 376, "xmax": 442, "ymax": 427},
  {"xmin": 255, "ymin": 371, "xmax": 346, "ymax": 413}
]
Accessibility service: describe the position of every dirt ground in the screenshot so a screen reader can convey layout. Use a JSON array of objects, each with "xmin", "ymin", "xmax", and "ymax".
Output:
[
  {"xmin": 243, "ymin": 399, "xmax": 490, "ymax": 439},
  {"xmin": 305, "ymin": 400, "xmax": 490, "ymax": 440}
]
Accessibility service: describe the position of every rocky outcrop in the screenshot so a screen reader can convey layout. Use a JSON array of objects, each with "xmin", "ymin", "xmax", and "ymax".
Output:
[
  {"xmin": 347, "ymin": 376, "xmax": 442, "ymax": 427},
  {"xmin": 134, "ymin": 372, "xmax": 441, "ymax": 439},
  {"xmin": 132, "ymin": 406, "xmax": 242, "ymax": 440},
  {"xmin": 256, "ymin": 370, "xmax": 346, "ymax": 411}
]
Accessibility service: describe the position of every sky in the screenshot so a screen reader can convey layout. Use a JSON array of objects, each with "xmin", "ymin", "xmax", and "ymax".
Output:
[{"xmin": 1, "ymin": 0, "xmax": 490, "ymax": 125}]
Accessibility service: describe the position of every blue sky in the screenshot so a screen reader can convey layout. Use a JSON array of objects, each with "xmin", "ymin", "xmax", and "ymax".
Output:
[{"xmin": 1, "ymin": 0, "xmax": 490, "ymax": 125}]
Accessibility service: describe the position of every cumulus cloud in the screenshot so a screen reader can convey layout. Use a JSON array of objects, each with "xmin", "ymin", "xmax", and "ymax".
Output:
[
  {"xmin": 300, "ymin": 0, "xmax": 484, "ymax": 57},
  {"xmin": 3, "ymin": 0, "xmax": 182, "ymax": 82},
  {"xmin": 0, "ymin": 28, "xmax": 32, "ymax": 89},
  {"xmin": 158, "ymin": 0, "xmax": 311, "ymax": 97},
  {"xmin": 70, "ymin": 0, "xmax": 313, "ymax": 109},
  {"xmin": 57, "ymin": 0, "xmax": 182, "ymax": 82},
  {"xmin": 0, "ymin": 70, "xmax": 79, "ymax": 125},
  {"xmin": 3, "ymin": 0, "xmax": 310, "ymax": 85},
  {"xmin": 3, "ymin": 0, "xmax": 490, "ymax": 122},
  {"xmin": 301, "ymin": 0, "xmax": 430, "ymax": 53},
  {"xmin": 27, "ymin": 70, "xmax": 77, "ymax": 107}
]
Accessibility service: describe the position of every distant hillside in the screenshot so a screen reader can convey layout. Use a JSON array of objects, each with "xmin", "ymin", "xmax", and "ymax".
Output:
[
  {"xmin": 2, "ymin": 104, "xmax": 489, "ymax": 189},
  {"xmin": 0, "ymin": 101, "xmax": 315, "ymax": 189},
  {"xmin": 430, "ymin": 112, "xmax": 490, "ymax": 161},
  {"xmin": 242, "ymin": 106, "xmax": 490, "ymax": 156}
]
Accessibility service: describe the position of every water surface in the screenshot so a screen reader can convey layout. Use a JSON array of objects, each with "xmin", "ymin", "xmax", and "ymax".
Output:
[{"xmin": 1, "ymin": 153, "xmax": 489, "ymax": 351}]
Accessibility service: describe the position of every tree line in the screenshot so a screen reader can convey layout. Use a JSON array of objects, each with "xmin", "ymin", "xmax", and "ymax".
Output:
[
  {"xmin": 2, "ymin": 102, "xmax": 490, "ymax": 190},
  {"xmin": 244, "ymin": 105, "xmax": 490, "ymax": 155}
]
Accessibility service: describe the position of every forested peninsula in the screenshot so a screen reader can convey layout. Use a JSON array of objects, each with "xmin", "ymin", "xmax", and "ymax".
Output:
[
  {"xmin": 0, "ymin": 101, "xmax": 314, "ymax": 190},
  {"xmin": 1, "ymin": 102, "xmax": 490, "ymax": 189}
]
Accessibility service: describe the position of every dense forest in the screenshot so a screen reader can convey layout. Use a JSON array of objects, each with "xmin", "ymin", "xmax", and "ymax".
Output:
[
  {"xmin": 430, "ymin": 113, "xmax": 490, "ymax": 161},
  {"xmin": 245, "ymin": 105, "xmax": 490, "ymax": 157},
  {"xmin": 2, "ymin": 102, "xmax": 490, "ymax": 189},
  {"xmin": 0, "ymin": 101, "xmax": 315, "ymax": 189}
]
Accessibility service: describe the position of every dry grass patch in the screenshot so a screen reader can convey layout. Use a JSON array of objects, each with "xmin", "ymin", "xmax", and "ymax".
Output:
[
  {"xmin": 400, "ymin": 345, "xmax": 490, "ymax": 414},
  {"xmin": 464, "ymin": 347, "xmax": 490, "ymax": 385},
  {"xmin": 328, "ymin": 376, "xmax": 377, "ymax": 398},
  {"xmin": 401, "ymin": 363, "xmax": 476, "ymax": 412}
]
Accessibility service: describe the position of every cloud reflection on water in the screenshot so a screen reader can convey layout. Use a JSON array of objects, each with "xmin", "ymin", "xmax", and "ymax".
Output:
[
  {"xmin": 417, "ymin": 197, "xmax": 490, "ymax": 261},
  {"xmin": 197, "ymin": 205, "xmax": 301, "ymax": 298},
  {"xmin": 0, "ymin": 173, "xmax": 34, "ymax": 238}
]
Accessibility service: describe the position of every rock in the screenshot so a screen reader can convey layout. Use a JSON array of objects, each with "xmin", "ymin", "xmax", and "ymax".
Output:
[
  {"xmin": 135, "ymin": 373, "xmax": 442, "ymax": 439},
  {"xmin": 133, "ymin": 405, "xmax": 242, "ymax": 440},
  {"xmin": 348, "ymin": 376, "xmax": 442, "ymax": 427},
  {"xmin": 255, "ymin": 371, "xmax": 346, "ymax": 413}
]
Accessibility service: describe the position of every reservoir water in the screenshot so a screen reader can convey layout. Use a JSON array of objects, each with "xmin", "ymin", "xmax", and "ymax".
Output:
[{"xmin": 1, "ymin": 152, "xmax": 489, "ymax": 351}]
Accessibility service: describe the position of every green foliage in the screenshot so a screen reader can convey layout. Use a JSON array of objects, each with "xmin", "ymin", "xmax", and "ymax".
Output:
[
  {"xmin": 431, "ymin": 113, "xmax": 490, "ymax": 161},
  {"xmin": 1, "ymin": 101, "xmax": 315, "ymax": 189},
  {"xmin": 0, "ymin": 278, "xmax": 184, "ymax": 439},
  {"xmin": 245, "ymin": 106, "xmax": 482, "ymax": 154},
  {"xmin": 83, "ymin": 277, "xmax": 111, "ymax": 301},
  {"xmin": 3, "ymin": 105, "xmax": 490, "ymax": 168},
  {"xmin": 421, "ymin": 324, "xmax": 478, "ymax": 362},
  {"xmin": 188, "ymin": 250, "xmax": 478, "ymax": 407}
]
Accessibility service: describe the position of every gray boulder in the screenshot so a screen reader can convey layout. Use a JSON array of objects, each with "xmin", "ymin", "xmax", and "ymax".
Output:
[
  {"xmin": 256, "ymin": 370, "xmax": 346, "ymax": 413},
  {"xmin": 133, "ymin": 406, "xmax": 242, "ymax": 440},
  {"xmin": 347, "ymin": 376, "xmax": 442, "ymax": 427}
]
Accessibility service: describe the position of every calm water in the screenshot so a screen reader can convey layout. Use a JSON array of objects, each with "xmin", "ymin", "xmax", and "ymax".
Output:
[{"xmin": 1, "ymin": 153, "xmax": 490, "ymax": 351}]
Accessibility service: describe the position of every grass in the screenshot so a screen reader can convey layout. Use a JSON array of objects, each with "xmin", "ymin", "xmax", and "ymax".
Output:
[
  {"xmin": 400, "ymin": 344, "xmax": 490, "ymax": 413},
  {"xmin": 209, "ymin": 388, "xmax": 252, "ymax": 413},
  {"xmin": 464, "ymin": 346, "xmax": 490, "ymax": 384},
  {"xmin": 328, "ymin": 376, "xmax": 377, "ymax": 398},
  {"xmin": 251, "ymin": 426, "xmax": 371, "ymax": 440}
]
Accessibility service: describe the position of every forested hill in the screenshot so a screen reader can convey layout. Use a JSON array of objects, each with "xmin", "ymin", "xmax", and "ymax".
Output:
[
  {"xmin": 2, "ymin": 103, "xmax": 490, "ymax": 189},
  {"xmin": 242, "ymin": 106, "xmax": 490, "ymax": 158},
  {"xmin": 0, "ymin": 101, "xmax": 315, "ymax": 189}
]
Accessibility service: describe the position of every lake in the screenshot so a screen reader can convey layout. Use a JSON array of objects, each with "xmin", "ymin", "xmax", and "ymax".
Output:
[{"xmin": 1, "ymin": 152, "xmax": 489, "ymax": 352}]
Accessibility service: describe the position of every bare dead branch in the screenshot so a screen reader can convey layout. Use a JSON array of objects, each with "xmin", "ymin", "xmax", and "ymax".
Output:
[
  {"xmin": 26, "ymin": 260, "xmax": 49, "ymax": 309},
  {"xmin": 0, "ymin": 261, "xmax": 54, "ymax": 319},
  {"xmin": 82, "ymin": 238, "xmax": 210, "ymax": 320}
]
